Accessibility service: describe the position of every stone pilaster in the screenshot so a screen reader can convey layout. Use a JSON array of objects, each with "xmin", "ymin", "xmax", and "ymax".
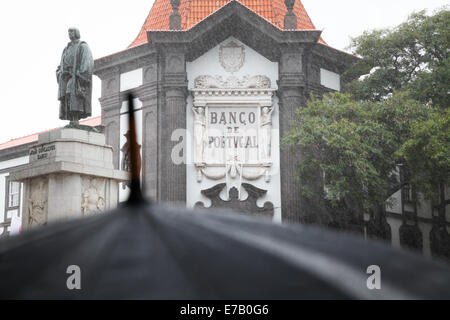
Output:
[
  {"xmin": 138, "ymin": 65, "xmax": 159, "ymax": 200},
  {"xmin": 158, "ymin": 51, "xmax": 188, "ymax": 204},
  {"xmin": 277, "ymin": 51, "xmax": 305, "ymax": 224},
  {"xmin": 97, "ymin": 67, "xmax": 121, "ymax": 170},
  {"xmin": 99, "ymin": 93, "xmax": 121, "ymax": 169}
]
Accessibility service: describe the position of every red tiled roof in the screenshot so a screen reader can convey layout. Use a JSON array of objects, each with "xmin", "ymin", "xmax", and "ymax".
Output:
[
  {"xmin": 0, "ymin": 117, "xmax": 102, "ymax": 151},
  {"xmin": 129, "ymin": 0, "xmax": 325, "ymax": 48}
]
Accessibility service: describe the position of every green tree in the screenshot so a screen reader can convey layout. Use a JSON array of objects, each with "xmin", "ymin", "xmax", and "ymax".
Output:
[
  {"xmin": 283, "ymin": 92, "xmax": 432, "ymax": 231},
  {"xmin": 397, "ymin": 108, "xmax": 450, "ymax": 208},
  {"xmin": 344, "ymin": 7, "xmax": 449, "ymax": 107}
]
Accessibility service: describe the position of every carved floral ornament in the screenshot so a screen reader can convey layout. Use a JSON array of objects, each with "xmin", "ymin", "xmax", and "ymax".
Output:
[{"xmin": 194, "ymin": 75, "xmax": 271, "ymax": 90}]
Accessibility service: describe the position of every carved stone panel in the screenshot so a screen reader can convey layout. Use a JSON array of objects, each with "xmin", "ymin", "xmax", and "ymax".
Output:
[
  {"xmin": 166, "ymin": 54, "xmax": 185, "ymax": 73},
  {"xmin": 28, "ymin": 177, "xmax": 49, "ymax": 227},
  {"xmin": 219, "ymin": 41, "xmax": 245, "ymax": 73},
  {"xmin": 143, "ymin": 65, "xmax": 157, "ymax": 83},
  {"xmin": 81, "ymin": 177, "xmax": 106, "ymax": 216},
  {"xmin": 195, "ymin": 183, "xmax": 274, "ymax": 218}
]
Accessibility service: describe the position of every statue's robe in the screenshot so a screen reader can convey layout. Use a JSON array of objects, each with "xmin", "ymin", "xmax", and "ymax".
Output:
[{"xmin": 57, "ymin": 40, "xmax": 93, "ymax": 121}]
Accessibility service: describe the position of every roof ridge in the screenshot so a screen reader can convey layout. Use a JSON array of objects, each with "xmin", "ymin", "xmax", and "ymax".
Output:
[
  {"xmin": 128, "ymin": 0, "xmax": 325, "ymax": 48},
  {"xmin": 128, "ymin": 0, "xmax": 158, "ymax": 49}
]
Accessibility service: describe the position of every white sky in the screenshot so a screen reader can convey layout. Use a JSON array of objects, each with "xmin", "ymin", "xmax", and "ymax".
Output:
[{"xmin": 0, "ymin": 0, "xmax": 448, "ymax": 144}]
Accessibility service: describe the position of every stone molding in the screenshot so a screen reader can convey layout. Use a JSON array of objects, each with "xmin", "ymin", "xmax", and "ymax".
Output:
[{"xmin": 194, "ymin": 75, "xmax": 271, "ymax": 90}]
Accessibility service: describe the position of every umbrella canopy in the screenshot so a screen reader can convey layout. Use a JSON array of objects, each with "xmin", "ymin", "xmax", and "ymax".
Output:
[
  {"xmin": 1, "ymin": 95, "xmax": 449, "ymax": 300},
  {"xmin": 1, "ymin": 202, "xmax": 450, "ymax": 300}
]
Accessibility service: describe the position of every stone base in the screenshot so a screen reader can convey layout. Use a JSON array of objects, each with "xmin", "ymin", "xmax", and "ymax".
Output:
[{"xmin": 10, "ymin": 128, "xmax": 129, "ymax": 230}]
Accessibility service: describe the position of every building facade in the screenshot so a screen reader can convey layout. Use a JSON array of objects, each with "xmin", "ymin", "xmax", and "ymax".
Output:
[{"xmin": 94, "ymin": 0, "xmax": 355, "ymax": 221}]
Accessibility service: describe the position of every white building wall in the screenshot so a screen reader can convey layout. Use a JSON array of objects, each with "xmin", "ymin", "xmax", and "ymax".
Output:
[
  {"xmin": 418, "ymin": 222, "xmax": 432, "ymax": 258},
  {"xmin": 386, "ymin": 190, "xmax": 402, "ymax": 214},
  {"xmin": 0, "ymin": 156, "xmax": 29, "ymax": 236},
  {"xmin": 416, "ymin": 194, "xmax": 433, "ymax": 219},
  {"xmin": 387, "ymin": 217, "xmax": 402, "ymax": 249},
  {"xmin": 120, "ymin": 68, "xmax": 143, "ymax": 92}
]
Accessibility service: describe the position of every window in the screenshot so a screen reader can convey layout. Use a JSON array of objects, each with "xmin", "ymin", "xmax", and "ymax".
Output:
[
  {"xmin": 6, "ymin": 178, "xmax": 20, "ymax": 210},
  {"xmin": 320, "ymin": 68, "xmax": 341, "ymax": 91},
  {"xmin": 402, "ymin": 184, "xmax": 413, "ymax": 203}
]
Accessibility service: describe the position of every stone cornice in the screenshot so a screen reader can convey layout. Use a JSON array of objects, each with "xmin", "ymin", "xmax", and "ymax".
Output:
[
  {"xmin": 192, "ymin": 89, "xmax": 275, "ymax": 108},
  {"xmin": 277, "ymin": 74, "xmax": 306, "ymax": 90},
  {"xmin": 99, "ymin": 93, "xmax": 121, "ymax": 112},
  {"xmin": 135, "ymin": 84, "xmax": 158, "ymax": 102},
  {"xmin": 94, "ymin": 45, "xmax": 156, "ymax": 78},
  {"xmin": 312, "ymin": 43, "xmax": 359, "ymax": 72}
]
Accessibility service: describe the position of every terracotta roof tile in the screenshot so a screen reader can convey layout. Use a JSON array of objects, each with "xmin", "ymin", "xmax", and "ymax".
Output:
[
  {"xmin": 129, "ymin": 0, "xmax": 325, "ymax": 48},
  {"xmin": 0, "ymin": 117, "xmax": 102, "ymax": 151}
]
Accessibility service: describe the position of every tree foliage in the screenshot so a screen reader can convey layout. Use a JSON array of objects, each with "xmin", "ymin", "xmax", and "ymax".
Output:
[
  {"xmin": 344, "ymin": 8, "xmax": 449, "ymax": 107},
  {"xmin": 397, "ymin": 108, "xmax": 450, "ymax": 200},
  {"xmin": 283, "ymin": 92, "xmax": 431, "ymax": 214}
]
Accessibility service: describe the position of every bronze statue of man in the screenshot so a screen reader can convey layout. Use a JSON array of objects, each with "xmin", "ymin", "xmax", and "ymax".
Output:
[{"xmin": 56, "ymin": 28, "xmax": 94, "ymax": 125}]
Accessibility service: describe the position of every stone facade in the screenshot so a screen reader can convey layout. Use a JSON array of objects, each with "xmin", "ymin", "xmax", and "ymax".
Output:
[{"xmin": 94, "ymin": 1, "xmax": 357, "ymax": 225}]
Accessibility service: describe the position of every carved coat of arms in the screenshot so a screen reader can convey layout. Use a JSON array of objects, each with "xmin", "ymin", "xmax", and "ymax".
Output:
[{"xmin": 219, "ymin": 41, "xmax": 245, "ymax": 73}]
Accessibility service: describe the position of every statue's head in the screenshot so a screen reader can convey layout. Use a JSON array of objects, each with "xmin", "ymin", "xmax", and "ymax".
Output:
[
  {"xmin": 263, "ymin": 107, "xmax": 269, "ymax": 114},
  {"xmin": 198, "ymin": 107, "xmax": 205, "ymax": 114},
  {"xmin": 68, "ymin": 27, "xmax": 81, "ymax": 41}
]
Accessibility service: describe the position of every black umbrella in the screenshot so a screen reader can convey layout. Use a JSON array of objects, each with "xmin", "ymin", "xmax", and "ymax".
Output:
[{"xmin": 1, "ymin": 96, "xmax": 449, "ymax": 300}]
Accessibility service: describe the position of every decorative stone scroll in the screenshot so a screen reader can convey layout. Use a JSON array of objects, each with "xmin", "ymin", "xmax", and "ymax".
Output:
[
  {"xmin": 194, "ymin": 75, "xmax": 271, "ymax": 90},
  {"xmin": 195, "ymin": 183, "xmax": 274, "ymax": 218}
]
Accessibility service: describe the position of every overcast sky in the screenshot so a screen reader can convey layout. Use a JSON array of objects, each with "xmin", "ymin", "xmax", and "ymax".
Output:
[{"xmin": 0, "ymin": 0, "xmax": 447, "ymax": 144}]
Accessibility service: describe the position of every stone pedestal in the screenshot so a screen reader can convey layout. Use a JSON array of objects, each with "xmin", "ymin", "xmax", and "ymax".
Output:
[{"xmin": 10, "ymin": 128, "xmax": 129, "ymax": 230}]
